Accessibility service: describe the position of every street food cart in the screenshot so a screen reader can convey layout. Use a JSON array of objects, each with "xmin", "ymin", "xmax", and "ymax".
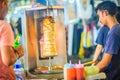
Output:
[{"xmin": 21, "ymin": 6, "xmax": 67, "ymax": 79}]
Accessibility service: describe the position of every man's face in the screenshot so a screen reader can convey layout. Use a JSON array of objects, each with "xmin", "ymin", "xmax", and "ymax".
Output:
[{"xmin": 97, "ymin": 9, "xmax": 107, "ymax": 25}]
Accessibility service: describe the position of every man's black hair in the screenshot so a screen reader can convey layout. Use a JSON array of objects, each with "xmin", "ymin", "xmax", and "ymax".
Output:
[
  {"xmin": 116, "ymin": 6, "xmax": 120, "ymax": 23},
  {"xmin": 95, "ymin": 1, "xmax": 117, "ymax": 16}
]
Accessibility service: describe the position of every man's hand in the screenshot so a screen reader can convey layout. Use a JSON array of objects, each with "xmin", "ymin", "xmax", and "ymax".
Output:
[
  {"xmin": 14, "ymin": 45, "xmax": 24, "ymax": 58},
  {"xmin": 92, "ymin": 60, "xmax": 97, "ymax": 66}
]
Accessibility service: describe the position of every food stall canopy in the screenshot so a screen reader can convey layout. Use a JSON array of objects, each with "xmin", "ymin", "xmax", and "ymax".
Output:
[{"xmin": 37, "ymin": 0, "xmax": 47, "ymax": 5}]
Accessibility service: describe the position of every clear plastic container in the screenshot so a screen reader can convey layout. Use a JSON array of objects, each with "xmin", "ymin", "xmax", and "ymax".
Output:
[{"xmin": 14, "ymin": 60, "xmax": 25, "ymax": 80}]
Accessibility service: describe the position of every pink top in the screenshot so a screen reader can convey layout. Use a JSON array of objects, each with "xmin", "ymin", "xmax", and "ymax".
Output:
[{"xmin": 0, "ymin": 20, "xmax": 16, "ymax": 80}]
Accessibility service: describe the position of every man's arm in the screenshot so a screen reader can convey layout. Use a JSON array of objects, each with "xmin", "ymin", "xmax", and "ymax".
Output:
[
  {"xmin": 93, "ymin": 44, "xmax": 103, "ymax": 62},
  {"xmin": 96, "ymin": 53, "xmax": 112, "ymax": 71}
]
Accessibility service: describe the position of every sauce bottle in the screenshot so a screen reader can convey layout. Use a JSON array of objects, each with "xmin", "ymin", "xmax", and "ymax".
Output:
[
  {"xmin": 75, "ymin": 60, "xmax": 85, "ymax": 80},
  {"xmin": 64, "ymin": 61, "xmax": 76, "ymax": 80}
]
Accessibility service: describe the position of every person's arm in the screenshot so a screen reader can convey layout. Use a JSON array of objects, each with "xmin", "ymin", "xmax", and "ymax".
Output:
[
  {"xmin": 96, "ymin": 27, "xmax": 119, "ymax": 71},
  {"xmin": 1, "ymin": 45, "xmax": 24, "ymax": 66},
  {"xmin": 96, "ymin": 53, "xmax": 112, "ymax": 71},
  {"xmin": 92, "ymin": 26, "xmax": 106, "ymax": 65},
  {"xmin": 92, "ymin": 44, "xmax": 103, "ymax": 65},
  {"xmin": 0, "ymin": 21, "xmax": 24, "ymax": 66}
]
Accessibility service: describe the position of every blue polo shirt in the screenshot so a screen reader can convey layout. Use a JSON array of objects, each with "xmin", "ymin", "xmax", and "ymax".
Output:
[
  {"xmin": 96, "ymin": 26, "xmax": 109, "ymax": 47},
  {"xmin": 104, "ymin": 24, "xmax": 120, "ymax": 79},
  {"xmin": 96, "ymin": 26, "xmax": 109, "ymax": 59}
]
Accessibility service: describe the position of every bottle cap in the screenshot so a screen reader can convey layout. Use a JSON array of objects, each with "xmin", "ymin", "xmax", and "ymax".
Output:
[
  {"xmin": 75, "ymin": 60, "xmax": 84, "ymax": 68},
  {"xmin": 15, "ymin": 64, "xmax": 22, "ymax": 69},
  {"xmin": 64, "ymin": 60, "xmax": 74, "ymax": 68}
]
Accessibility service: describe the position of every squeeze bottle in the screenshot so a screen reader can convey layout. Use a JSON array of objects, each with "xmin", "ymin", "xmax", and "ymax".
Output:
[
  {"xmin": 64, "ymin": 61, "xmax": 76, "ymax": 80},
  {"xmin": 75, "ymin": 60, "xmax": 85, "ymax": 80}
]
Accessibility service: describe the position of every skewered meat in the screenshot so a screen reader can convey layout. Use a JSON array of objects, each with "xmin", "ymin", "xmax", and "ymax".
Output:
[{"xmin": 41, "ymin": 16, "xmax": 57, "ymax": 57}]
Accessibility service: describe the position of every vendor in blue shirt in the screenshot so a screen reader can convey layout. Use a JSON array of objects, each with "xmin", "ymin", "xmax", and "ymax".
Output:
[
  {"xmin": 95, "ymin": 1, "xmax": 120, "ymax": 80},
  {"xmin": 96, "ymin": 26, "xmax": 109, "ymax": 48},
  {"xmin": 92, "ymin": 26, "xmax": 109, "ymax": 63}
]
